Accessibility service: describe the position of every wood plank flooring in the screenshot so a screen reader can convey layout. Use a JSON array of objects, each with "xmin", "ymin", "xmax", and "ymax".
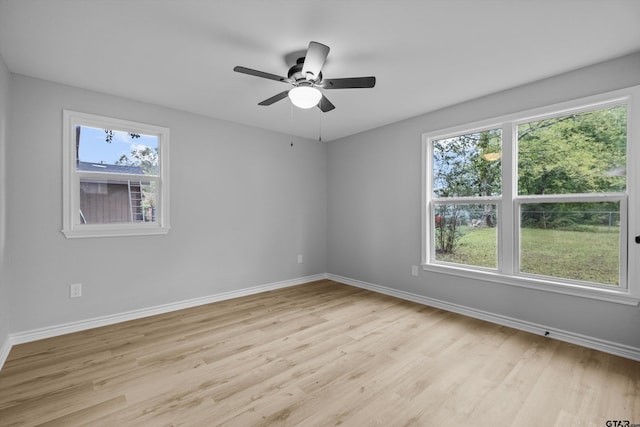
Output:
[{"xmin": 0, "ymin": 279, "xmax": 638, "ymax": 426}]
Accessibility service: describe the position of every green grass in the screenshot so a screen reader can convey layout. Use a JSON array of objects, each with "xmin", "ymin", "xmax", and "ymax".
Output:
[
  {"xmin": 436, "ymin": 226, "xmax": 497, "ymax": 269},
  {"xmin": 436, "ymin": 226, "xmax": 619, "ymax": 286}
]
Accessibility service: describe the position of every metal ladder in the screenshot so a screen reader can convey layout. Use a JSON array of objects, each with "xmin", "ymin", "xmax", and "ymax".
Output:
[{"xmin": 127, "ymin": 180, "xmax": 144, "ymax": 222}]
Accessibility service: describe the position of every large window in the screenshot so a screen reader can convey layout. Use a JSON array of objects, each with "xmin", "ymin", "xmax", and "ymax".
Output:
[
  {"xmin": 423, "ymin": 88, "xmax": 639, "ymax": 305},
  {"xmin": 62, "ymin": 111, "xmax": 170, "ymax": 238}
]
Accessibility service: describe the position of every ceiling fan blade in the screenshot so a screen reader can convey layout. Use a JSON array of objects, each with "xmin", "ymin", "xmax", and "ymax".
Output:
[
  {"xmin": 233, "ymin": 66, "xmax": 290, "ymax": 83},
  {"xmin": 322, "ymin": 76, "xmax": 376, "ymax": 89},
  {"xmin": 301, "ymin": 41, "xmax": 330, "ymax": 80},
  {"xmin": 318, "ymin": 94, "xmax": 335, "ymax": 112},
  {"xmin": 258, "ymin": 90, "xmax": 290, "ymax": 106}
]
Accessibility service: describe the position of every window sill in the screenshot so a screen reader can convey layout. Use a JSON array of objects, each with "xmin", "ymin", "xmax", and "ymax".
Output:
[
  {"xmin": 62, "ymin": 224, "xmax": 170, "ymax": 239},
  {"xmin": 421, "ymin": 263, "xmax": 640, "ymax": 306}
]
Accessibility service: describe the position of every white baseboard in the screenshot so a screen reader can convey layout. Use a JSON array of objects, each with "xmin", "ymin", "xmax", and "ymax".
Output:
[
  {"xmin": 327, "ymin": 274, "xmax": 640, "ymax": 362},
  {"xmin": 1, "ymin": 273, "xmax": 327, "ymax": 370}
]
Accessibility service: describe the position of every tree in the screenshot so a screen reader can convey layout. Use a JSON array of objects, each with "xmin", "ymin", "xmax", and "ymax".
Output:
[
  {"xmin": 432, "ymin": 129, "xmax": 501, "ymax": 253},
  {"xmin": 115, "ymin": 146, "xmax": 158, "ymax": 175},
  {"xmin": 517, "ymin": 105, "xmax": 626, "ymax": 229},
  {"xmin": 518, "ymin": 107, "xmax": 626, "ymax": 195},
  {"xmin": 434, "ymin": 205, "xmax": 463, "ymax": 254},
  {"xmin": 116, "ymin": 146, "xmax": 159, "ymax": 215},
  {"xmin": 432, "ymin": 105, "xmax": 626, "ymax": 254},
  {"xmin": 433, "ymin": 130, "xmax": 501, "ymax": 199}
]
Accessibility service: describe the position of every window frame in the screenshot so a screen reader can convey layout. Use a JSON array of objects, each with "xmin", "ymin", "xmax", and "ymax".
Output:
[
  {"xmin": 62, "ymin": 110, "xmax": 170, "ymax": 238},
  {"xmin": 422, "ymin": 87, "xmax": 640, "ymax": 306}
]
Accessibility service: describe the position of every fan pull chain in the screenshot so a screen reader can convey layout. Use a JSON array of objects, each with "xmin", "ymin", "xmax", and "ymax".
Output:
[
  {"xmin": 290, "ymin": 102, "xmax": 294, "ymax": 147},
  {"xmin": 318, "ymin": 109, "xmax": 322, "ymax": 142}
]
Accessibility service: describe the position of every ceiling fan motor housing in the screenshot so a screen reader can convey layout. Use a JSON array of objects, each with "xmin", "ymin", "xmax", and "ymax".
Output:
[{"xmin": 288, "ymin": 57, "xmax": 322, "ymax": 84}]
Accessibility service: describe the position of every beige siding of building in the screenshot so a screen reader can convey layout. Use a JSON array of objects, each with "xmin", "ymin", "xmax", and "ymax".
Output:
[{"xmin": 79, "ymin": 181, "xmax": 141, "ymax": 224}]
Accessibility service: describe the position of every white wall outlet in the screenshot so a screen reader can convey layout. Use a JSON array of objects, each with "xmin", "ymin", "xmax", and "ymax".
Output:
[
  {"xmin": 297, "ymin": 254, "xmax": 303, "ymax": 264},
  {"xmin": 69, "ymin": 283, "xmax": 82, "ymax": 298},
  {"xmin": 411, "ymin": 265, "xmax": 419, "ymax": 277}
]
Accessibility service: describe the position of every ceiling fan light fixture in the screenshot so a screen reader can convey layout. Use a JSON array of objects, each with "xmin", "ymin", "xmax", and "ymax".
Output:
[{"xmin": 288, "ymin": 86, "xmax": 322, "ymax": 109}]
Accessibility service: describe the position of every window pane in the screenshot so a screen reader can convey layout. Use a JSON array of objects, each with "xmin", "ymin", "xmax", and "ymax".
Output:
[
  {"xmin": 517, "ymin": 105, "xmax": 626, "ymax": 195},
  {"xmin": 519, "ymin": 202, "xmax": 620, "ymax": 286},
  {"xmin": 434, "ymin": 203, "xmax": 498, "ymax": 269},
  {"xmin": 80, "ymin": 177, "xmax": 157, "ymax": 224},
  {"xmin": 432, "ymin": 129, "xmax": 502, "ymax": 198},
  {"xmin": 76, "ymin": 126, "xmax": 159, "ymax": 176}
]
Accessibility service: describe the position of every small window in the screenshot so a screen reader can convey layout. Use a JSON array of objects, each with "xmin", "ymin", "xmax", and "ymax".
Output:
[{"xmin": 62, "ymin": 111, "xmax": 170, "ymax": 238}]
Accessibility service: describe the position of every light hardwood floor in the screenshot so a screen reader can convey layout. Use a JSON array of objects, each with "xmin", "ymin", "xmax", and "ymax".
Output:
[{"xmin": 0, "ymin": 279, "xmax": 638, "ymax": 426}]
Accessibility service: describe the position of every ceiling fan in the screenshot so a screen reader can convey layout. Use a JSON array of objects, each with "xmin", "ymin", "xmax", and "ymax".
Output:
[{"xmin": 233, "ymin": 41, "xmax": 376, "ymax": 112}]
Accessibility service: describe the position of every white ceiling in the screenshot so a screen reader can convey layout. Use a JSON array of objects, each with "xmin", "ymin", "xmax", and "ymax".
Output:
[{"xmin": 1, "ymin": 0, "xmax": 639, "ymax": 141}]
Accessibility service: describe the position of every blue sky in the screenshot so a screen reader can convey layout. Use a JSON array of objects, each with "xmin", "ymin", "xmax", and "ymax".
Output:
[{"xmin": 77, "ymin": 126, "xmax": 158, "ymax": 165}]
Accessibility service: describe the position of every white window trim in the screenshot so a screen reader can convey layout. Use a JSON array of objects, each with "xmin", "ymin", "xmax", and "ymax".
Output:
[
  {"xmin": 422, "ymin": 86, "xmax": 640, "ymax": 306},
  {"xmin": 62, "ymin": 110, "xmax": 171, "ymax": 238}
]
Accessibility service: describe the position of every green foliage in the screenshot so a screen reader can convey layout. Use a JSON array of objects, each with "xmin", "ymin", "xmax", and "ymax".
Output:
[
  {"xmin": 115, "ymin": 146, "xmax": 159, "ymax": 211},
  {"xmin": 517, "ymin": 105, "xmax": 626, "ymax": 229},
  {"xmin": 434, "ymin": 205, "xmax": 463, "ymax": 254},
  {"xmin": 432, "ymin": 130, "xmax": 501, "ymax": 253},
  {"xmin": 432, "ymin": 104, "xmax": 627, "ymax": 262},
  {"xmin": 521, "ymin": 202, "xmax": 619, "ymax": 230},
  {"xmin": 115, "ymin": 146, "xmax": 159, "ymax": 176},
  {"xmin": 433, "ymin": 129, "xmax": 502, "ymax": 198},
  {"xmin": 518, "ymin": 105, "xmax": 626, "ymax": 196}
]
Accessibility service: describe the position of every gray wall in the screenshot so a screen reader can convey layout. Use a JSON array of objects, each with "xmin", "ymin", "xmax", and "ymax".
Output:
[
  {"xmin": 6, "ymin": 75, "xmax": 327, "ymax": 332},
  {"xmin": 0, "ymin": 54, "xmax": 10, "ymax": 351},
  {"xmin": 3, "ymin": 51, "xmax": 640, "ymax": 354},
  {"xmin": 327, "ymin": 52, "xmax": 640, "ymax": 349}
]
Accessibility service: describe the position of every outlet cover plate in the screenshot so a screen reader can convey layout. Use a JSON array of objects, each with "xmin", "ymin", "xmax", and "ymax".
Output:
[{"xmin": 69, "ymin": 283, "xmax": 82, "ymax": 298}]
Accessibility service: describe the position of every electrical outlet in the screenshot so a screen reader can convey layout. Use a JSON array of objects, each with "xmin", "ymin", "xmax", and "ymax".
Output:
[
  {"xmin": 69, "ymin": 283, "xmax": 82, "ymax": 298},
  {"xmin": 297, "ymin": 254, "xmax": 303, "ymax": 264},
  {"xmin": 411, "ymin": 265, "xmax": 419, "ymax": 277}
]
